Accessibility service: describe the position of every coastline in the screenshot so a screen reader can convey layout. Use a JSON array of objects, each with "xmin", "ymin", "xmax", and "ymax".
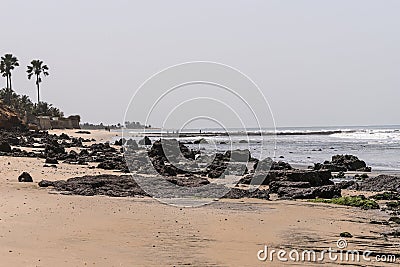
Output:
[{"xmin": 0, "ymin": 129, "xmax": 399, "ymax": 266}]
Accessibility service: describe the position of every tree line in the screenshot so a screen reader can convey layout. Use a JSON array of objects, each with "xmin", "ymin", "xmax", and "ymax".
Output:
[{"xmin": 0, "ymin": 53, "xmax": 62, "ymax": 117}]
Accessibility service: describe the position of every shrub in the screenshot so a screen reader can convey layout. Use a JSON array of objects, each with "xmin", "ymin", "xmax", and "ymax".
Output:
[{"xmin": 309, "ymin": 196, "xmax": 379, "ymax": 209}]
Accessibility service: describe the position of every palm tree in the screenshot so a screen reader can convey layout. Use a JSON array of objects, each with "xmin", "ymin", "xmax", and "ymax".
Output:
[
  {"xmin": 27, "ymin": 60, "xmax": 49, "ymax": 103},
  {"xmin": 0, "ymin": 54, "xmax": 19, "ymax": 90}
]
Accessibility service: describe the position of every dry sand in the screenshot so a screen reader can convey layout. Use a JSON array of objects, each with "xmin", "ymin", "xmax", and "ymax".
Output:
[{"xmin": 0, "ymin": 130, "xmax": 398, "ymax": 266}]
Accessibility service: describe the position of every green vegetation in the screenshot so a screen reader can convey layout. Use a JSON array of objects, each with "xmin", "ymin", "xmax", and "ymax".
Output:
[
  {"xmin": 309, "ymin": 196, "xmax": 379, "ymax": 209},
  {"xmin": 340, "ymin": 232, "xmax": 353, "ymax": 238},
  {"xmin": 0, "ymin": 54, "xmax": 19, "ymax": 90},
  {"xmin": 389, "ymin": 217, "xmax": 400, "ymax": 224},
  {"xmin": 0, "ymin": 88, "xmax": 63, "ymax": 117},
  {"xmin": 27, "ymin": 60, "xmax": 49, "ymax": 103},
  {"xmin": 0, "ymin": 53, "xmax": 63, "ymax": 118},
  {"xmin": 386, "ymin": 201, "xmax": 400, "ymax": 210},
  {"xmin": 371, "ymin": 192, "xmax": 400, "ymax": 201}
]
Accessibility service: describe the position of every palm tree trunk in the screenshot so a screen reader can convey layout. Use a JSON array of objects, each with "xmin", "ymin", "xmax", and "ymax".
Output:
[
  {"xmin": 36, "ymin": 75, "xmax": 40, "ymax": 104},
  {"xmin": 9, "ymin": 74, "xmax": 12, "ymax": 90},
  {"xmin": 6, "ymin": 75, "xmax": 9, "ymax": 89}
]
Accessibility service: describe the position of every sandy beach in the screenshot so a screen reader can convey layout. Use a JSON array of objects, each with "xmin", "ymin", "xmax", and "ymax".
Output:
[
  {"xmin": 0, "ymin": 130, "xmax": 398, "ymax": 266},
  {"xmin": 2, "ymin": 2, "xmax": 399, "ymax": 265}
]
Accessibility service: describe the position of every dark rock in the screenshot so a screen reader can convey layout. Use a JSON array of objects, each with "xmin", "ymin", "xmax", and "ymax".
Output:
[
  {"xmin": 224, "ymin": 149, "xmax": 250, "ymax": 162},
  {"xmin": 59, "ymin": 133, "xmax": 70, "ymax": 140},
  {"xmin": 18, "ymin": 172, "xmax": 33, "ymax": 182},
  {"xmin": 75, "ymin": 131, "xmax": 91, "ymax": 134},
  {"xmin": 314, "ymin": 155, "xmax": 371, "ymax": 172},
  {"xmin": 138, "ymin": 136, "xmax": 151, "ymax": 146},
  {"xmin": 240, "ymin": 169, "xmax": 332, "ymax": 187},
  {"xmin": 0, "ymin": 141, "xmax": 11, "ymax": 153},
  {"xmin": 45, "ymin": 158, "xmax": 59, "ymax": 164},
  {"xmin": 277, "ymin": 185, "xmax": 341, "ymax": 199},
  {"xmin": 126, "ymin": 139, "xmax": 139, "ymax": 150},
  {"xmin": 38, "ymin": 180, "xmax": 55, "ymax": 187},
  {"xmin": 37, "ymin": 174, "xmax": 270, "ymax": 200},
  {"xmin": 389, "ymin": 217, "xmax": 400, "ymax": 224},
  {"xmin": 193, "ymin": 138, "xmax": 208, "ymax": 144},
  {"xmin": 350, "ymin": 175, "xmax": 400, "ymax": 192},
  {"xmin": 254, "ymin": 158, "xmax": 292, "ymax": 171},
  {"xmin": 43, "ymin": 164, "xmax": 57, "ymax": 168},
  {"xmin": 382, "ymin": 230, "xmax": 400, "ymax": 237},
  {"xmin": 223, "ymin": 188, "xmax": 270, "ymax": 200},
  {"xmin": 284, "ymin": 170, "xmax": 333, "ymax": 186},
  {"xmin": 371, "ymin": 192, "xmax": 400, "ymax": 201},
  {"xmin": 147, "ymin": 139, "xmax": 199, "ymax": 176},
  {"xmin": 269, "ymin": 181, "xmax": 311, "ymax": 193},
  {"xmin": 340, "ymin": 232, "xmax": 353, "ymax": 238},
  {"xmin": 114, "ymin": 138, "xmax": 124, "ymax": 146},
  {"xmin": 336, "ymin": 180, "xmax": 356, "ymax": 189},
  {"xmin": 225, "ymin": 163, "xmax": 248, "ymax": 176},
  {"xmin": 334, "ymin": 171, "xmax": 345, "ymax": 178},
  {"xmin": 167, "ymin": 176, "xmax": 209, "ymax": 187},
  {"xmin": 7, "ymin": 137, "xmax": 19, "ymax": 146}
]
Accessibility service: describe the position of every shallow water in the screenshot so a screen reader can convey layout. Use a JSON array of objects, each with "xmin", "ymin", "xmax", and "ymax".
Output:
[{"xmin": 120, "ymin": 125, "xmax": 400, "ymax": 172}]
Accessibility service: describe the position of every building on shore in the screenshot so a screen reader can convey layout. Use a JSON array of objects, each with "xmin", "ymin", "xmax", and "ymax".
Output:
[{"xmin": 34, "ymin": 115, "xmax": 81, "ymax": 130}]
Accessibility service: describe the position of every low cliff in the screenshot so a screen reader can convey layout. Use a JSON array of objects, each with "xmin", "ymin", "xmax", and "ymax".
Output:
[{"xmin": 0, "ymin": 100, "xmax": 24, "ymax": 129}]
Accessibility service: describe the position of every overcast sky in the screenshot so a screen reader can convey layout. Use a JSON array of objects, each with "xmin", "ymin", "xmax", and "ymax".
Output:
[{"xmin": 1, "ymin": 0, "xmax": 399, "ymax": 128}]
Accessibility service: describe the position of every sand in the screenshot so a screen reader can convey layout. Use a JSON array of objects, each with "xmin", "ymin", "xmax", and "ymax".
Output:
[{"xmin": 0, "ymin": 130, "xmax": 398, "ymax": 266}]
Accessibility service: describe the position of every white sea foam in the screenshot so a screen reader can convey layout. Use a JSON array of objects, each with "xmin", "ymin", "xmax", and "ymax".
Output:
[{"xmin": 331, "ymin": 129, "xmax": 400, "ymax": 142}]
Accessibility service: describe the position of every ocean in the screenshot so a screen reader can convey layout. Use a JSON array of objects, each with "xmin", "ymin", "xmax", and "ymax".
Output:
[{"xmin": 121, "ymin": 125, "xmax": 400, "ymax": 173}]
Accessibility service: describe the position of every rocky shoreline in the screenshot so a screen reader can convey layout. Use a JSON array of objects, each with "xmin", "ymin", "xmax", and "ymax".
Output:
[
  {"xmin": 1, "ymin": 129, "xmax": 399, "ymax": 202},
  {"xmin": 1, "ymin": 128, "xmax": 399, "ymax": 265}
]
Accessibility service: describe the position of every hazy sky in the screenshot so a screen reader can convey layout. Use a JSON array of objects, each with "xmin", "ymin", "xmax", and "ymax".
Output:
[{"xmin": 1, "ymin": 0, "xmax": 399, "ymax": 128}]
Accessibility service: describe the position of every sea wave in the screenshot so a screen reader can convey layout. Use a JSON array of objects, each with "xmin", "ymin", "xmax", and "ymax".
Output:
[{"xmin": 331, "ymin": 129, "xmax": 400, "ymax": 141}]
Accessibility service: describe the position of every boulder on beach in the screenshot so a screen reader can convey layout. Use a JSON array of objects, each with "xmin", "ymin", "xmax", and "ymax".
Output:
[
  {"xmin": 193, "ymin": 138, "xmax": 208, "ymax": 144},
  {"xmin": 314, "ymin": 154, "xmax": 371, "ymax": 172},
  {"xmin": 276, "ymin": 185, "xmax": 341, "ymax": 199},
  {"xmin": 254, "ymin": 158, "xmax": 292, "ymax": 171},
  {"xmin": 126, "ymin": 139, "xmax": 139, "ymax": 150},
  {"xmin": 18, "ymin": 172, "xmax": 33, "ymax": 182},
  {"xmin": 241, "ymin": 169, "xmax": 333, "ymax": 187},
  {"xmin": 224, "ymin": 149, "xmax": 250, "ymax": 162},
  {"xmin": 0, "ymin": 141, "xmax": 12, "ymax": 153},
  {"xmin": 138, "ymin": 136, "xmax": 152, "ymax": 146}
]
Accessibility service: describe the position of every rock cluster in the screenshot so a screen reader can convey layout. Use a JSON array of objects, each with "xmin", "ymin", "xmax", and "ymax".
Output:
[
  {"xmin": 349, "ymin": 175, "xmax": 400, "ymax": 192},
  {"xmin": 38, "ymin": 174, "xmax": 270, "ymax": 200},
  {"xmin": 127, "ymin": 139, "xmax": 251, "ymax": 178},
  {"xmin": 0, "ymin": 128, "xmax": 130, "ymax": 172},
  {"xmin": 241, "ymin": 168, "xmax": 339, "ymax": 199},
  {"xmin": 313, "ymin": 154, "xmax": 371, "ymax": 172},
  {"xmin": 2, "ymin": 128, "xmax": 382, "ymax": 201}
]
